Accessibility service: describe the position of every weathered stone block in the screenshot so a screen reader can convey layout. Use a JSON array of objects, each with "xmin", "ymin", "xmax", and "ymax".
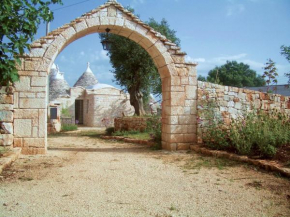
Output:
[
  {"xmin": 31, "ymin": 77, "xmax": 47, "ymax": 87},
  {"xmin": 14, "ymin": 119, "xmax": 32, "ymax": 137},
  {"xmin": 14, "ymin": 76, "xmax": 31, "ymax": 91},
  {"xmin": 20, "ymin": 98, "xmax": 46, "ymax": 109},
  {"xmin": 14, "ymin": 138, "xmax": 23, "ymax": 147},
  {"xmin": 2, "ymin": 123, "xmax": 13, "ymax": 134},
  {"xmin": 23, "ymin": 138, "xmax": 45, "ymax": 148},
  {"xmin": 0, "ymin": 111, "xmax": 13, "ymax": 122},
  {"xmin": 0, "ymin": 134, "xmax": 13, "ymax": 146},
  {"xmin": 21, "ymin": 147, "xmax": 46, "ymax": 155},
  {"xmin": 177, "ymin": 143, "xmax": 190, "ymax": 150},
  {"xmin": 185, "ymin": 85, "xmax": 197, "ymax": 100},
  {"xmin": 0, "ymin": 94, "xmax": 13, "ymax": 104}
]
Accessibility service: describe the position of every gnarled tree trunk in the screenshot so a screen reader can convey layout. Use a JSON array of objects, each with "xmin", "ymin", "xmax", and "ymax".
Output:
[{"xmin": 128, "ymin": 86, "xmax": 146, "ymax": 116}]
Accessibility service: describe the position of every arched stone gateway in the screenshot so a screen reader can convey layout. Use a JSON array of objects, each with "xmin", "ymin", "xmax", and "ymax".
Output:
[{"xmin": 13, "ymin": 0, "xmax": 198, "ymax": 154}]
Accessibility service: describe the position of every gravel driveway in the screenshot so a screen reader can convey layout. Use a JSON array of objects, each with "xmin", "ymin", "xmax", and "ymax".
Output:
[{"xmin": 0, "ymin": 131, "xmax": 289, "ymax": 217}]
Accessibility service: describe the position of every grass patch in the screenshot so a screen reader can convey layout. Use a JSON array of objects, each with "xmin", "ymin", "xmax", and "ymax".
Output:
[
  {"xmin": 61, "ymin": 124, "xmax": 78, "ymax": 132},
  {"xmin": 80, "ymin": 130, "xmax": 103, "ymax": 138},
  {"xmin": 183, "ymin": 156, "xmax": 240, "ymax": 171},
  {"xmin": 113, "ymin": 130, "xmax": 151, "ymax": 140}
]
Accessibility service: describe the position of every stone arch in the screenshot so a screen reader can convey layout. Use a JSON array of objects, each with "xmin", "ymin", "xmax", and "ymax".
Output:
[{"xmin": 13, "ymin": 0, "xmax": 198, "ymax": 154}]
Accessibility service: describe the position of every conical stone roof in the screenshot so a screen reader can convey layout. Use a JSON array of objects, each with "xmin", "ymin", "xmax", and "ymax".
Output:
[
  {"xmin": 73, "ymin": 62, "xmax": 98, "ymax": 88},
  {"xmin": 49, "ymin": 65, "xmax": 70, "ymax": 101}
]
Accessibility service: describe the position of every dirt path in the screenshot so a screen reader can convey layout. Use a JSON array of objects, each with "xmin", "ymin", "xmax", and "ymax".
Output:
[{"xmin": 0, "ymin": 131, "xmax": 289, "ymax": 217}]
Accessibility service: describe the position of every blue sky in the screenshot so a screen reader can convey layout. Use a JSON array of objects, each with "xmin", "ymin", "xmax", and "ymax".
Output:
[{"xmin": 35, "ymin": 0, "xmax": 290, "ymax": 87}]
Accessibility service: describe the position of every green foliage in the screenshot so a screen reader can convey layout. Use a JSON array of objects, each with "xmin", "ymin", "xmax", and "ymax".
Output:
[
  {"xmin": 202, "ymin": 108, "xmax": 290, "ymax": 158},
  {"xmin": 146, "ymin": 116, "xmax": 162, "ymax": 149},
  {"xmin": 205, "ymin": 61, "xmax": 265, "ymax": 87},
  {"xmin": 99, "ymin": 8, "xmax": 180, "ymax": 115},
  {"xmin": 262, "ymin": 58, "xmax": 278, "ymax": 92},
  {"xmin": 61, "ymin": 124, "xmax": 78, "ymax": 132},
  {"xmin": 105, "ymin": 127, "xmax": 115, "ymax": 136},
  {"xmin": 61, "ymin": 107, "xmax": 71, "ymax": 117},
  {"xmin": 281, "ymin": 45, "xmax": 290, "ymax": 85},
  {"xmin": 197, "ymin": 75, "xmax": 207, "ymax": 82},
  {"xmin": 0, "ymin": 0, "xmax": 62, "ymax": 87}
]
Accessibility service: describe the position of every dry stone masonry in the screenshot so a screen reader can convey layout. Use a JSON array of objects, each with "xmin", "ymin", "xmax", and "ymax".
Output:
[
  {"xmin": 197, "ymin": 81, "xmax": 290, "ymax": 143},
  {"xmin": 0, "ymin": 87, "xmax": 14, "ymax": 146}
]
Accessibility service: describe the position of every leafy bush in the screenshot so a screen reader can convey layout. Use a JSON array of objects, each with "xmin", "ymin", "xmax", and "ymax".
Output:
[
  {"xmin": 61, "ymin": 124, "xmax": 78, "ymax": 132},
  {"xmin": 61, "ymin": 107, "xmax": 71, "ymax": 117},
  {"xmin": 204, "ymin": 110, "xmax": 290, "ymax": 158},
  {"xmin": 146, "ymin": 116, "xmax": 162, "ymax": 149},
  {"xmin": 105, "ymin": 127, "xmax": 115, "ymax": 135}
]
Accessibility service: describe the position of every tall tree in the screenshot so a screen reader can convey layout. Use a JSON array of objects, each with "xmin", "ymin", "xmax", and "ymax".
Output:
[
  {"xmin": 281, "ymin": 45, "xmax": 290, "ymax": 85},
  {"xmin": 206, "ymin": 61, "xmax": 265, "ymax": 87},
  {"xmin": 100, "ymin": 13, "xmax": 180, "ymax": 116},
  {"xmin": 262, "ymin": 58, "xmax": 278, "ymax": 93},
  {"xmin": 0, "ymin": 0, "xmax": 62, "ymax": 88}
]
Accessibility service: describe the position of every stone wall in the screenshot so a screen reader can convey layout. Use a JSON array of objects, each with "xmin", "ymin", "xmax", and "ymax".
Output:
[
  {"xmin": 0, "ymin": 87, "xmax": 14, "ymax": 146},
  {"xmin": 197, "ymin": 81, "xmax": 290, "ymax": 143},
  {"xmin": 114, "ymin": 117, "xmax": 149, "ymax": 132}
]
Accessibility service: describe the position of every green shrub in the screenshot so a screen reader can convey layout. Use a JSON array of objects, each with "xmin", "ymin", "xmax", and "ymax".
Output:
[
  {"xmin": 105, "ymin": 127, "xmax": 115, "ymax": 135},
  {"xmin": 146, "ymin": 115, "xmax": 162, "ymax": 149},
  {"xmin": 61, "ymin": 107, "xmax": 71, "ymax": 117},
  {"xmin": 61, "ymin": 124, "xmax": 78, "ymax": 131},
  {"xmin": 203, "ymin": 110, "xmax": 290, "ymax": 158}
]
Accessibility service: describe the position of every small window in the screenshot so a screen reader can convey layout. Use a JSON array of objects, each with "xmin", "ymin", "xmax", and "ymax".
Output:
[{"xmin": 50, "ymin": 108, "xmax": 57, "ymax": 119}]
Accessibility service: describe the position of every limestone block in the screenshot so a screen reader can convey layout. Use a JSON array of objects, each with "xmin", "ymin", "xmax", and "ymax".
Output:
[
  {"xmin": 114, "ymin": 18, "xmax": 124, "ymax": 27},
  {"xmin": 14, "ymin": 119, "xmax": 32, "ymax": 137},
  {"xmin": 171, "ymin": 76, "xmax": 181, "ymax": 86},
  {"xmin": 234, "ymin": 102, "xmax": 242, "ymax": 110},
  {"xmin": 169, "ymin": 134, "xmax": 184, "ymax": 143},
  {"xmin": 154, "ymin": 54, "xmax": 173, "ymax": 68},
  {"xmin": 135, "ymin": 24, "xmax": 149, "ymax": 37},
  {"xmin": 38, "ymin": 109, "xmax": 47, "ymax": 137},
  {"xmin": 108, "ymin": 6, "xmax": 117, "ymax": 17},
  {"xmin": 171, "ymin": 86, "xmax": 184, "ymax": 92},
  {"xmin": 185, "ymin": 85, "xmax": 197, "ymax": 100},
  {"xmin": 129, "ymin": 32, "xmax": 143, "ymax": 43},
  {"xmin": 14, "ymin": 76, "xmax": 31, "ymax": 92},
  {"xmin": 13, "ymin": 138, "xmax": 23, "ymax": 147},
  {"xmin": 14, "ymin": 109, "xmax": 38, "ymax": 119},
  {"xmin": 31, "ymin": 77, "xmax": 47, "ymax": 87},
  {"xmin": 61, "ymin": 27, "xmax": 77, "ymax": 40},
  {"xmin": 181, "ymin": 77, "xmax": 189, "ymax": 85},
  {"xmin": 0, "ymin": 94, "xmax": 13, "ymax": 104},
  {"xmin": 124, "ymin": 19, "xmax": 137, "ymax": 31},
  {"xmin": 52, "ymin": 35, "xmax": 66, "ymax": 51},
  {"xmin": 168, "ymin": 116, "xmax": 179, "ymax": 125},
  {"xmin": 228, "ymin": 107, "xmax": 238, "ymax": 115},
  {"xmin": 0, "ymin": 134, "xmax": 13, "ymax": 146},
  {"xmin": 154, "ymin": 40, "xmax": 168, "ymax": 54},
  {"xmin": 177, "ymin": 143, "xmax": 190, "ymax": 150},
  {"xmin": 20, "ymin": 92, "xmax": 36, "ymax": 98},
  {"xmin": 44, "ymin": 45, "xmax": 58, "ymax": 60},
  {"xmin": 2, "ymin": 123, "xmax": 13, "ymax": 134},
  {"xmin": 21, "ymin": 147, "xmax": 46, "ymax": 155},
  {"xmin": 188, "ymin": 66, "xmax": 197, "ymax": 76},
  {"xmin": 32, "ymin": 127, "xmax": 38, "ymax": 138},
  {"xmin": 171, "ymin": 92, "xmax": 185, "ymax": 106},
  {"xmin": 228, "ymin": 101, "xmax": 234, "ymax": 107},
  {"xmin": 183, "ymin": 134, "xmax": 196, "ymax": 143},
  {"xmin": 178, "ymin": 115, "xmax": 196, "ymax": 125},
  {"xmin": 170, "ymin": 125, "xmax": 188, "ymax": 134},
  {"xmin": 23, "ymin": 138, "xmax": 45, "ymax": 148},
  {"xmin": 0, "ymin": 104, "xmax": 13, "ymax": 110},
  {"xmin": 187, "ymin": 125, "xmax": 196, "ymax": 133},
  {"xmin": 30, "ymin": 47, "xmax": 47, "ymax": 57},
  {"xmin": 183, "ymin": 106, "xmax": 191, "ymax": 115},
  {"xmin": 13, "ymin": 92, "xmax": 19, "ymax": 108},
  {"xmin": 73, "ymin": 20, "xmax": 88, "ymax": 33},
  {"xmin": 0, "ymin": 111, "xmax": 13, "ymax": 122},
  {"xmin": 189, "ymin": 76, "xmax": 197, "ymax": 85},
  {"xmin": 172, "ymin": 55, "xmax": 185, "ymax": 64},
  {"xmin": 146, "ymin": 46, "xmax": 161, "ymax": 59},
  {"xmin": 20, "ymin": 98, "xmax": 46, "ymax": 109}
]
